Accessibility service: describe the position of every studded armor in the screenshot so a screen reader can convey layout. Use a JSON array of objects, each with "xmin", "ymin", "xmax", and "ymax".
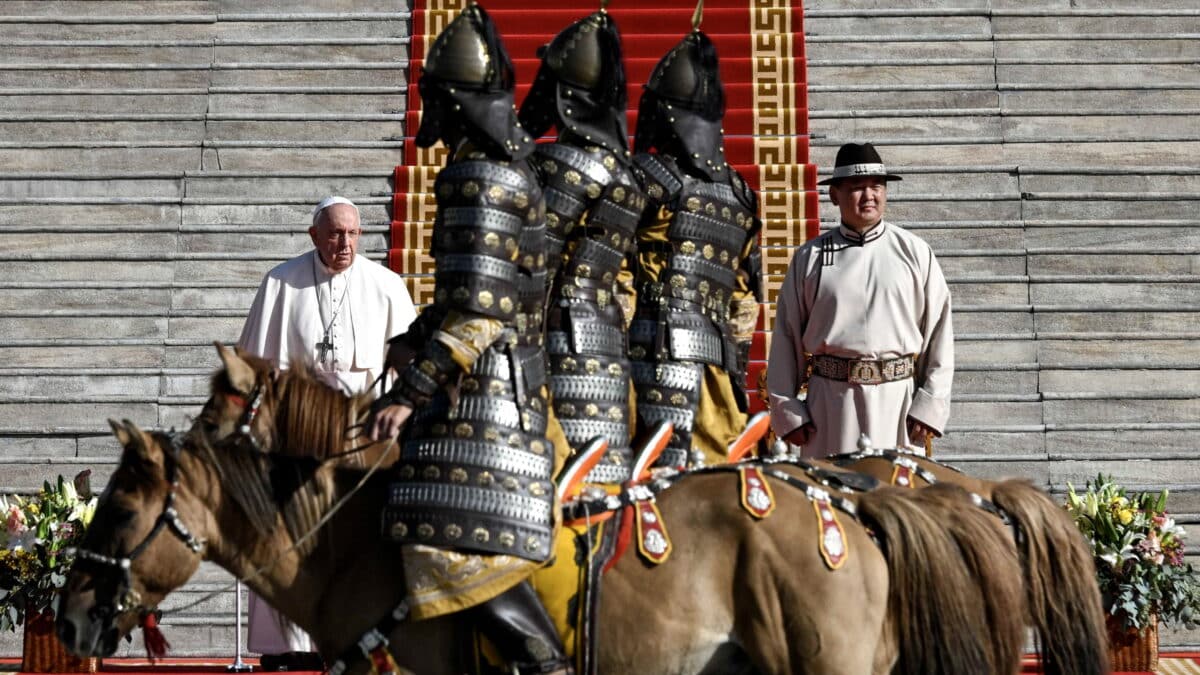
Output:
[
  {"xmin": 518, "ymin": 9, "xmax": 648, "ymax": 484},
  {"xmin": 535, "ymin": 142, "xmax": 646, "ymax": 484},
  {"xmin": 382, "ymin": 153, "xmax": 554, "ymax": 562},
  {"xmin": 631, "ymin": 151, "xmax": 763, "ymax": 469}
]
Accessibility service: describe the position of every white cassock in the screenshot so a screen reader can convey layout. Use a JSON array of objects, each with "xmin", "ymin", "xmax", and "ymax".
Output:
[
  {"xmin": 768, "ymin": 221, "xmax": 954, "ymax": 457},
  {"xmin": 238, "ymin": 249, "xmax": 417, "ymax": 653}
]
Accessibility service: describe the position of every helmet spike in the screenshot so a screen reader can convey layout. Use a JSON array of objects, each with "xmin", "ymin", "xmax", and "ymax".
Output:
[
  {"xmin": 691, "ymin": 0, "xmax": 704, "ymax": 32},
  {"xmin": 600, "ymin": 0, "xmax": 611, "ymax": 11}
]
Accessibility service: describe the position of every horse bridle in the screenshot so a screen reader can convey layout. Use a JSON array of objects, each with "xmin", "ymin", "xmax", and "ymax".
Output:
[
  {"xmin": 72, "ymin": 433, "xmax": 206, "ymax": 622},
  {"xmin": 220, "ymin": 379, "xmax": 267, "ymax": 451}
]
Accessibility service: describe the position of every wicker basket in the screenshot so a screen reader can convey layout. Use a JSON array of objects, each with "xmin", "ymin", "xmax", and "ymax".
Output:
[
  {"xmin": 1107, "ymin": 613, "xmax": 1159, "ymax": 672},
  {"xmin": 22, "ymin": 610, "xmax": 100, "ymax": 673}
]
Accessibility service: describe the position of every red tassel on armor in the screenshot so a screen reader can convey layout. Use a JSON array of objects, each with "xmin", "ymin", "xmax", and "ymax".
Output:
[{"xmin": 140, "ymin": 610, "xmax": 171, "ymax": 662}]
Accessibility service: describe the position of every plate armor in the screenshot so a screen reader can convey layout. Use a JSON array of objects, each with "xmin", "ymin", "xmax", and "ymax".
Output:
[
  {"xmin": 631, "ymin": 152, "xmax": 761, "ymax": 469},
  {"xmin": 537, "ymin": 143, "xmax": 646, "ymax": 484},
  {"xmin": 383, "ymin": 157, "xmax": 553, "ymax": 562}
]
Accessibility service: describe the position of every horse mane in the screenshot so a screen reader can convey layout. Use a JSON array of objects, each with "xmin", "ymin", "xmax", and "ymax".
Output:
[
  {"xmin": 211, "ymin": 354, "xmax": 374, "ymax": 466},
  {"xmin": 274, "ymin": 363, "xmax": 373, "ymax": 465},
  {"xmin": 190, "ymin": 431, "xmax": 336, "ymax": 557}
]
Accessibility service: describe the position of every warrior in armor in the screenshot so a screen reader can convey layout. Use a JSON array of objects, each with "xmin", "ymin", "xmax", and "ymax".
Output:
[
  {"xmin": 368, "ymin": 4, "xmax": 571, "ymax": 673},
  {"xmin": 517, "ymin": 7, "xmax": 648, "ymax": 484},
  {"xmin": 629, "ymin": 11, "xmax": 764, "ymax": 470}
]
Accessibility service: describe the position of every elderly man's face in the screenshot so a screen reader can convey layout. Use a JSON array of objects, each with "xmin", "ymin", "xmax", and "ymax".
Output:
[
  {"xmin": 829, "ymin": 176, "xmax": 888, "ymax": 232},
  {"xmin": 309, "ymin": 203, "xmax": 361, "ymax": 273}
]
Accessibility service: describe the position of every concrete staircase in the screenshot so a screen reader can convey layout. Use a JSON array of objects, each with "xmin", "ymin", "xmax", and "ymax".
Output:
[
  {"xmin": 804, "ymin": 0, "xmax": 1200, "ymax": 648},
  {"xmin": 0, "ymin": 0, "xmax": 409, "ymax": 656}
]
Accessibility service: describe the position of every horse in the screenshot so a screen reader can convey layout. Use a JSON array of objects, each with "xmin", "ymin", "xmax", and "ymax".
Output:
[
  {"xmin": 199, "ymin": 345, "xmax": 1106, "ymax": 674},
  {"xmin": 829, "ymin": 448, "xmax": 1110, "ymax": 675},
  {"xmin": 59, "ymin": 414, "xmax": 1028, "ymax": 675}
]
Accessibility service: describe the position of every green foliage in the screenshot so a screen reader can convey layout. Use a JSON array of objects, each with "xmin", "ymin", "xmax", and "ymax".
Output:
[
  {"xmin": 1067, "ymin": 474, "xmax": 1200, "ymax": 631},
  {"xmin": 0, "ymin": 472, "xmax": 97, "ymax": 631}
]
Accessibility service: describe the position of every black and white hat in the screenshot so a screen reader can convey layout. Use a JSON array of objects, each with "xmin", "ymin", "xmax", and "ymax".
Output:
[{"xmin": 817, "ymin": 142, "xmax": 903, "ymax": 186}]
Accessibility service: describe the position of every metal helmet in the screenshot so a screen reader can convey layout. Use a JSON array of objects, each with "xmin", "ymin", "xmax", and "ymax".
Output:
[
  {"xmin": 634, "ymin": 13, "xmax": 727, "ymax": 180},
  {"xmin": 415, "ymin": 3, "xmax": 533, "ymax": 160},
  {"xmin": 518, "ymin": 9, "xmax": 628, "ymax": 156}
]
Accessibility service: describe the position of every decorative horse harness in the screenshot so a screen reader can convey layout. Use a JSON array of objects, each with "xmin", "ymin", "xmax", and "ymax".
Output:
[{"xmin": 71, "ymin": 432, "xmax": 206, "ymax": 639}]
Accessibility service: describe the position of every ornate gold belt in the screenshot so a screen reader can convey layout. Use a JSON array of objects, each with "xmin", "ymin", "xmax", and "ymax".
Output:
[{"xmin": 811, "ymin": 354, "xmax": 915, "ymax": 385}]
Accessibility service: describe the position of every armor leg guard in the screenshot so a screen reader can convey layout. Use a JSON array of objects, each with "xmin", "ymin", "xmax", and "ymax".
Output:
[{"xmin": 472, "ymin": 581, "xmax": 573, "ymax": 675}]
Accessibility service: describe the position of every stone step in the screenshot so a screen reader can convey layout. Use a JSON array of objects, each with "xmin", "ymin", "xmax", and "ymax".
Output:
[
  {"xmin": 815, "ymin": 111, "xmax": 1199, "ymax": 145},
  {"xmin": 1019, "ymin": 168, "xmax": 1200, "ymax": 192},
  {"xmin": 0, "ymin": 64, "xmax": 408, "ymax": 89},
  {"xmin": 0, "ymin": 197, "xmax": 392, "ymax": 226},
  {"xmin": 1, "ymin": 43, "xmax": 212, "ymax": 64},
  {"xmin": 1027, "ymin": 250, "xmax": 1199, "ymax": 275},
  {"xmin": 996, "ymin": 37, "xmax": 1200, "ymax": 60},
  {"xmin": 813, "ymin": 85, "xmax": 1200, "ymax": 114},
  {"xmin": 1000, "ymin": 88, "xmax": 1200, "ymax": 113},
  {"xmin": 0, "ymin": 120, "xmax": 407, "ymax": 149},
  {"xmin": 0, "ymin": 16, "xmax": 408, "ymax": 42},
  {"xmin": 1034, "ymin": 311, "xmax": 1200, "ymax": 336},
  {"xmin": 1001, "ymin": 62, "xmax": 1200, "ymax": 87},
  {"xmin": 813, "ymin": 35, "xmax": 1198, "ymax": 60},
  {"xmin": 808, "ymin": 63, "xmax": 995, "ymax": 87},
  {"xmin": 2, "ymin": 41, "xmax": 408, "ymax": 67},
  {"xmin": 809, "ymin": 140, "xmax": 1200, "ymax": 167},
  {"xmin": 0, "ymin": 1, "xmax": 213, "ymax": 15},
  {"xmin": 0, "ymin": 90, "xmax": 209, "ymax": 114},
  {"xmin": 207, "ymin": 91, "xmax": 406, "ymax": 114},
  {"xmin": 0, "ymin": 171, "xmax": 392, "ymax": 199},
  {"xmin": 993, "ymin": 12, "xmax": 1200, "ymax": 36},
  {"xmin": 809, "ymin": 86, "xmax": 1001, "ymax": 111},
  {"xmin": 0, "ymin": 145, "xmax": 204, "ymax": 172},
  {"xmin": 804, "ymin": 13, "xmax": 994, "ymax": 37}
]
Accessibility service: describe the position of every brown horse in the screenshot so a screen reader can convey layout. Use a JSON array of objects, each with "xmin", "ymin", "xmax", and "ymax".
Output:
[
  {"xmin": 831, "ymin": 449, "xmax": 1110, "ymax": 675},
  {"xmin": 58, "ymin": 416, "xmax": 1027, "ymax": 675}
]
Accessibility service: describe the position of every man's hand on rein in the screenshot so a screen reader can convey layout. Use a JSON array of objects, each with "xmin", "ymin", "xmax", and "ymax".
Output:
[{"xmin": 369, "ymin": 399, "xmax": 413, "ymax": 441}]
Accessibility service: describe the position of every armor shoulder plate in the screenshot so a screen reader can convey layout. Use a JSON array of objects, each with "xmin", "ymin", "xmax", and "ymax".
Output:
[{"xmin": 634, "ymin": 152, "xmax": 684, "ymax": 205}]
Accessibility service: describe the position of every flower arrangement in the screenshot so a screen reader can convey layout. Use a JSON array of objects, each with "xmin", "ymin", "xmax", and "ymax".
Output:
[
  {"xmin": 0, "ymin": 472, "xmax": 97, "ymax": 631},
  {"xmin": 1067, "ymin": 474, "xmax": 1200, "ymax": 632}
]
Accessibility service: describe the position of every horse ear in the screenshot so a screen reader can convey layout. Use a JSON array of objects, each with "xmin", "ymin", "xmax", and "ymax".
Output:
[
  {"xmin": 215, "ymin": 341, "xmax": 256, "ymax": 394},
  {"xmin": 120, "ymin": 419, "xmax": 164, "ymax": 465},
  {"xmin": 109, "ymin": 418, "xmax": 134, "ymax": 448}
]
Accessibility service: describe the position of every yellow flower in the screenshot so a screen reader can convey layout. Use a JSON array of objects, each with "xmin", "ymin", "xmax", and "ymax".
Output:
[
  {"xmin": 1118, "ymin": 509, "xmax": 1135, "ymax": 525},
  {"xmin": 25, "ymin": 503, "xmax": 40, "ymax": 516}
]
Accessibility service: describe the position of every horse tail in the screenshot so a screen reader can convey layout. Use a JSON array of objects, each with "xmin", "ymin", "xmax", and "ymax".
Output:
[
  {"xmin": 991, "ymin": 479, "xmax": 1110, "ymax": 675},
  {"xmin": 857, "ymin": 484, "xmax": 1026, "ymax": 675}
]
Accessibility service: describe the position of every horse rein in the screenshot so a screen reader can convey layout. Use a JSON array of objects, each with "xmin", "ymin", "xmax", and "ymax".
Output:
[{"xmin": 71, "ymin": 433, "xmax": 206, "ymax": 623}]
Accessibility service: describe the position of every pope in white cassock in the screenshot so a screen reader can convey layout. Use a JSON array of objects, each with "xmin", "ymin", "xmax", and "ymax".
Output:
[
  {"xmin": 237, "ymin": 196, "xmax": 417, "ymax": 663},
  {"xmin": 768, "ymin": 143, "xmax": 954, "ymax": 458}
]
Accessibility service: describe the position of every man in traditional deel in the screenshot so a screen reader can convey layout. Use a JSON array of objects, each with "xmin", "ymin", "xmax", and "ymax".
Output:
[{"xmin": 767, "ymin": 142, "xmax": 954, "ymax": 457}]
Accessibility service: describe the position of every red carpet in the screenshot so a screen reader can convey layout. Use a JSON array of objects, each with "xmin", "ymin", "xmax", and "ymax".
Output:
[
  {"xmin": 1020, "ymin": 654, "xmax": 1200, "ymax": 674},
  {"xmin": 390, "ymin": 0, "xmax": 815, "ymax": 414}
]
